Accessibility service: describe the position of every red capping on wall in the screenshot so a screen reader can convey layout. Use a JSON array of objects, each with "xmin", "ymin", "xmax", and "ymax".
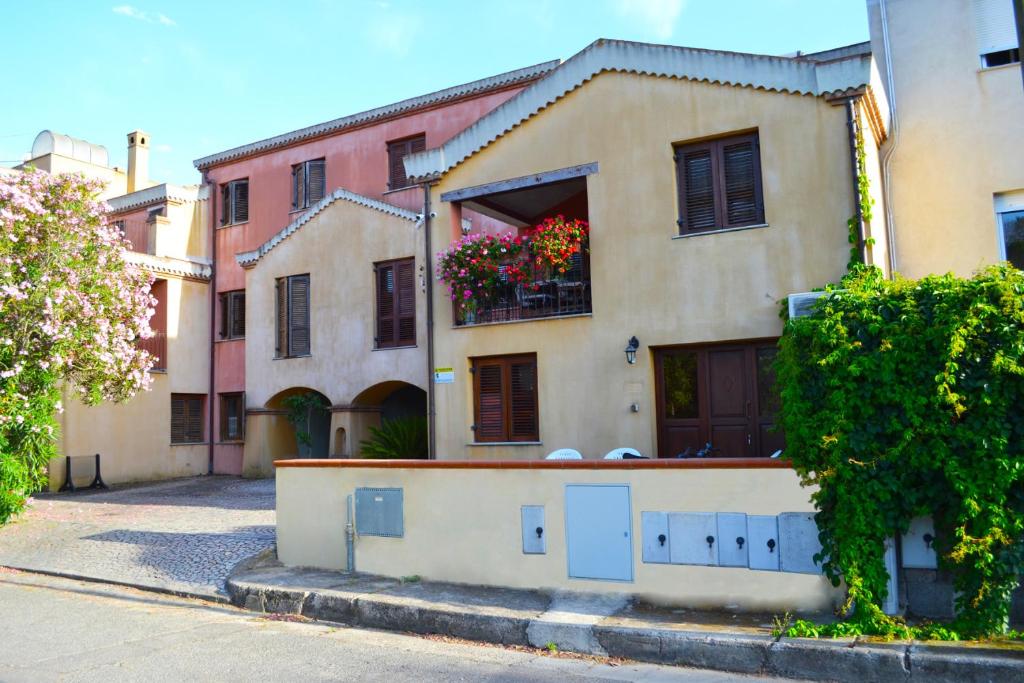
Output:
[{"xmin": 273, "ymin": 458, "xmax": 793, "ymax": 470}]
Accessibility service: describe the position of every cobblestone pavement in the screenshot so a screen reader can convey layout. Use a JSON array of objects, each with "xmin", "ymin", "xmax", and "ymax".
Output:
[{"xmin": 0, "ymin": 476, "xmax": 274, "ymax": 600}]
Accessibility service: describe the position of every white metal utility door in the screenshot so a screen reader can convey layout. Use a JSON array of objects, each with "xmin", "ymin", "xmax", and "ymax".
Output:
[{"xmin": 565, "ymin": 485, "xmax": 633, "ymax": 581}]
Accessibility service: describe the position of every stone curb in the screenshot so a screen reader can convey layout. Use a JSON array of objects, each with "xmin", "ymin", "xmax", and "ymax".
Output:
[
  {"xmin": 0, "ymin": 564, "xmax": 229, "ymax": 604},
  {"xmin": 225, "ymin": 570, "xmax": 1024, "ymax": 683}
]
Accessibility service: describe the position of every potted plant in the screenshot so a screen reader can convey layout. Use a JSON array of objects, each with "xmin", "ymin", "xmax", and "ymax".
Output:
[
  {"xmin": 436, "ymin": 231, "xmax": 527, "ymax": 320},
  {"xmin": 527, "ymin": 215, "xmax": 589, "ymax": 278}
]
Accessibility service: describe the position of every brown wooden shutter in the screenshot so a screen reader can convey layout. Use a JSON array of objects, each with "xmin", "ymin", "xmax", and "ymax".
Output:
[
  {"xmin": 387, "ymin": 141, "xmax": 406, "ymax": 190},
  {"xmin": 721, "ymin": 136, "xmax": 763, "ymax": 227},
  {"xmin": 376, "ymin": 264, "xmax": 395, "ymax": 348},
  {"xmin": 387, "ymin": 135, "xmax": 425, "ymax": 190},
  {"xmin": 218, "ymin": 293, "xmax": 227, "ymax": 339},
  {"xmin": 220, "ymin": 185, "xmax": 230, "ymax": 225},
  {"xmin": 171, "ymin": 396, "xmax": 186, "ymax": 443},
  {"xmin": 185, "ymin": 396, "xmax": 203, "ymax": 442},
  {"xmin": 474, "ymin": 360, "xmax": 506, "ymax": 441},
  {"xmin": 508, "ymin": 358, "xmax": 539, "ymax": 441},
  {"xmin": 233, "ymin": 181, "xmax": 249, "ymax": 223},
  {"xmin": 396, "ymin": 259, "xmax": 416, "ymax": 346},
  {"xmin": 230, "ymin": 291, "xmax": 245, "ymax": 338},
  {"xmin": 677, "ymin": 145, "xmax": 718, "ymax": 232},
  {"xmin": 288, "ymin": 275, "xmax": 310, "ymax": 356},
  {"xmin": 307, "ymin": 159, "xmax": 325, "ymax": 204},
  {"xmin": 275, "ymin": 278, "xmax": 288, "ymax": 357},
  {"xmin": 291, "ymin": 165, "xmax": 304, "ymax": 210}
]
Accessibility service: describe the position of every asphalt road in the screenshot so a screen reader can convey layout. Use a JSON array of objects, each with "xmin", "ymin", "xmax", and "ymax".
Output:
[{"xmin": 0, "ymin": 569, "xmax": 797, "ymax": 683}]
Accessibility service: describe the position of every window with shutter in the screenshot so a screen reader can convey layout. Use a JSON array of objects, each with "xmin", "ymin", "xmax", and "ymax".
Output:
[
  {"xmin": 386, "ymin": 134, "xmax": 426, "ymax": 191},
  {"xmin": 973, "ymin": 0, "xmax": 1020, "ymax": 66},
  {"xmin": 375, "ymin": 258, "xmax": 416, "ymax": 348},
  {"xmin": 472, "ymin": 354, "xmax": 538, "ymax": 442},
  {"xmin": 291, "ymin": 159, "xmax": 326, "ymax": 210},
  {"xmin": 675, "ymin": 132, "xmax": 763, "ymax": 234},
  {"xmin": 219, "ymin": 393, "xmax": 245, "ymax": 442},
  {"xmin": 218, "ymin": 290, "xmax": 246, "ymax": 340},
  {"xmin": 171, "ymin": 394, "xmax": 205, "ymax": 444},
  {"xmin": 220, "ymin": 179, "xmax": 249, "ymax": 226}
]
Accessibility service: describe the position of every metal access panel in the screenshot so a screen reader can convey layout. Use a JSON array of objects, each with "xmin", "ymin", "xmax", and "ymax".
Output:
[
  {"xmin": 901, "ymin": 517, "xmax": 938, "ymax": 569},
  {"xmin": 668, "ymin": 512, "xmax": 718, "ymax": 566},
  {"xmin": 521, "ymin": 505, "xmax": 546, "ymax": 554},
  {"xmin": 778, "ymin": 512, "xmax": 823, "ymax": 574},
  {"xmin": 354, "ymin": 487, "xmax": 404, "ymax": 537},
  {"xmin": 747, "ymin": 515, "xmax": 780, "ymax": 571},
  {"xmin": 565, "ymin": 485, "xmax": 633, "ymax": 582},
  {"xmin": 641, "ymin": 511, "xmax": 670, "ymax": 564},
  {"xmin": 716, "ymin": 513, "xmax": 748, "ymax": 568}
]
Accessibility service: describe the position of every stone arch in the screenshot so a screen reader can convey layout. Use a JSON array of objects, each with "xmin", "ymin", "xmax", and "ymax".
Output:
[
  {"xmin": 335, "ymin": 381, "xmax": 427, "ymax": 458},
  {"xmin": 264, "ymin": 387, "xmax": 332, "ymax": 459}
]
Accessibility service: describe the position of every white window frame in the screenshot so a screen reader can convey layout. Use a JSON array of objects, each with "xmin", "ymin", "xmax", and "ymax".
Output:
[{"xmin": 995, "ymin": 191, "xmax": 1024, "ymax": 262}]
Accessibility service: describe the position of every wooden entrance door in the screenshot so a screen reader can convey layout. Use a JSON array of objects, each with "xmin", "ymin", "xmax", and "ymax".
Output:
[{"xmin": 654, "ymin": 341, "xmax": 782, "ymax": 458}]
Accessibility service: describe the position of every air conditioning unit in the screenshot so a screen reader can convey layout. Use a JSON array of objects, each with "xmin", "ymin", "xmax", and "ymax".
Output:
[{"xmin": 787, "ymin": 290, "xmax": 839, "ymax": 319}]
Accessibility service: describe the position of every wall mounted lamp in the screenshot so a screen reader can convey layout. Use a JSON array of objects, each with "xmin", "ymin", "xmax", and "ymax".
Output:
[{"xmin": 624, "ymin": 336, "xmax": 640, "ymax": 365}]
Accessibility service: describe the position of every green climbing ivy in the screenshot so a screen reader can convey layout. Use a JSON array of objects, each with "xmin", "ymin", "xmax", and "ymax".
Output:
[
  {"xmin": 776, "ymin": 264, "xmax": 1024, "ymax": 639},
  {"xmin": 847, "ymin": 114, "xmax": 876, "ymax": 270}
]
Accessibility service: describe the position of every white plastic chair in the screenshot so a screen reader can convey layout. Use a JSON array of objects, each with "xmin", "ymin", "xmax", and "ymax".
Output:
[
  {"xmin": 545, "ymin": 448, "xmax": 583, "ymax": 460},
  {"xmin": 603, "ymin": 447, "xmax": 643, "ymax": 460}
]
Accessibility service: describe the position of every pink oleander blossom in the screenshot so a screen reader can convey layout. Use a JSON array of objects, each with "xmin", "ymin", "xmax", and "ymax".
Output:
[{"xmin": 0, "ymin": 170, "xmax": 155, "ymax": 523}]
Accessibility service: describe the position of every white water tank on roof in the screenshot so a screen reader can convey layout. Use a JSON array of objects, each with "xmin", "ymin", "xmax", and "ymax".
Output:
[{"xmin": 30, "ymin": 130, "xmax": 109, "ymax": 167}]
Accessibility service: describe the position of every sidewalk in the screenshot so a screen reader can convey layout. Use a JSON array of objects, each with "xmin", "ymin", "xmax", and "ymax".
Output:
[{"xmin": 228, "ymin": 552, "xmax": 1024, "ymax": 683}]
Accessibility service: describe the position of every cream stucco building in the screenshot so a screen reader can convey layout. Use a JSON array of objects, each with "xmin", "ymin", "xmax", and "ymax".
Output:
[
  {"xmin": 405, "ymin": 39, "xmax": 890, "ymax": 461},
  {"xmin": 11, "ymin": 130, "xmax": 215, "ymax": 491},
  {"xmin": 867, "ymin": 0, "xmax": 1024, "ymax": 278},
  {"xmin": 237, "ymin": 190, "xmax": 427, "ymax": 476}
]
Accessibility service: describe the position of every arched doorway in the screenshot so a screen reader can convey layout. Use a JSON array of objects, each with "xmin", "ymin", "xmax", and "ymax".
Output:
[
  {"xmin": 345, "ymin": 381, "xmax": 427, "ymax": 459},
  {"xmin": 266, "ymin": 388, "xmax": 332, "ymax": 459}
]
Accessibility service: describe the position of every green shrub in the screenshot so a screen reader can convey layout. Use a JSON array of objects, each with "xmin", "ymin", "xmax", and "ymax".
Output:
[
  {"xmin": 359, "ymin": 417, "xmax": 428, "ymax": 459},
  {"xmin": 777, "ymin": 264, "xmax": 1024, "ymax": 638}
]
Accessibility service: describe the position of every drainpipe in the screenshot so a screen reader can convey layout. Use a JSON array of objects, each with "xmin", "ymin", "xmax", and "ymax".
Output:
[
  {"xmin": 845, "ymin": 98, "xmax": 867, "ymax": 265},
  {"xmin": 421, "ymin": 182, "xmax": 437, "ymax": 460},
  {"xmin": 205, "ymin": 170, "xmax": 217, "ymax": 475},
  {"xmin": 878, "ymin": 0, "xmax": 900, "ymax": 276}
]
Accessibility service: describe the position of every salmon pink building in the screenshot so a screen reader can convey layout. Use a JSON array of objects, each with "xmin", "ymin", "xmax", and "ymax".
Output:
[{"xmin": 194, "ymin": 62, "xmax": 557, "ymax": 475}]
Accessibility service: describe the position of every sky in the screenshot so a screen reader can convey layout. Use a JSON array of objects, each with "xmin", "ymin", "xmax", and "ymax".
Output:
[{"xmin": 0, "ymin": 1, "xmax": 870, "ymax": 186}]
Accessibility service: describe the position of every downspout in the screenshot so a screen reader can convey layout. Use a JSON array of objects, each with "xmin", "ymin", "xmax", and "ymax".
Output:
[
  {"xmin": 205, "ymin": 170, "xmax": 217, "ymax": 475},
  {"xmin": 878, "ymin": 0, "xmax": 900, "ymax": 276},
  {"xmin": 421, "ymin": 182, "xmax": 436, "ymax": 460},
  {"xmin": 845, "ymin": 98, "xmax": 867, "ymax": 264}
]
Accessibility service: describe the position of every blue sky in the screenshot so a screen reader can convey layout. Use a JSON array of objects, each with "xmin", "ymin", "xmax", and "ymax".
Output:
[{"xmin": 0, "ymin": 1, "xmax": 870, "ymax": 185}]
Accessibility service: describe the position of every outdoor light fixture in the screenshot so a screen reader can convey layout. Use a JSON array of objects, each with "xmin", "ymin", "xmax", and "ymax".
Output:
[{"xmin": 624, "ymin": 336, "xmax": 640, "ymax": 365}]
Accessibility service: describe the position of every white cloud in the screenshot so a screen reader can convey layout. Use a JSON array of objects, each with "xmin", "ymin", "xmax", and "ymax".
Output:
[
  {"xmin": 155, "ymin": 144, "xmax": 173, "ymax": 153},
  {"xmin": 112, "ymin": 5, "xmax": 176, "ymax": 27},
  {"xmin": 613, "ymin": 0, "xmax": 685, "ymax": 41}
]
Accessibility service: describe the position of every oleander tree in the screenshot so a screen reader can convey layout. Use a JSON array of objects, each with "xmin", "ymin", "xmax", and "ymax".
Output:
[{"xmin": 0, "ymin": 170, "xmax": 155, "ymax": 524}]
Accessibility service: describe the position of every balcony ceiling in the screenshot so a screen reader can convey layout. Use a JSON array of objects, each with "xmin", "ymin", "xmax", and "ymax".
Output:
[{"xmin": 463, "ymin": 177, "xmax": 586, "ymax": 227}]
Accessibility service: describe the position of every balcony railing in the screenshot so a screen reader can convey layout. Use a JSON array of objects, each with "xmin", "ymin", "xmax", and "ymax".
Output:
[
  {"xmin": 454, "ymin": 254, "xmax": 591, "ymax": 326},
  {"xmin": 139, "ymin": 331, "xmax": 167, "ymax": 371}
]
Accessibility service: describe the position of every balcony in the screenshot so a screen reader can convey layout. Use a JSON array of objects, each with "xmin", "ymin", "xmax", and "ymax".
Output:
[{"xmin": 454, "ymin": 253, "xmax": 591, "ymax": 326}]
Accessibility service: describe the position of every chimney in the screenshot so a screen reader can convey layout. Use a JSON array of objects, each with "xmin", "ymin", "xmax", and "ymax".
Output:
[{"xmin": 127, "ymin": 130, "xmax": 150, "ymax": 193}]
